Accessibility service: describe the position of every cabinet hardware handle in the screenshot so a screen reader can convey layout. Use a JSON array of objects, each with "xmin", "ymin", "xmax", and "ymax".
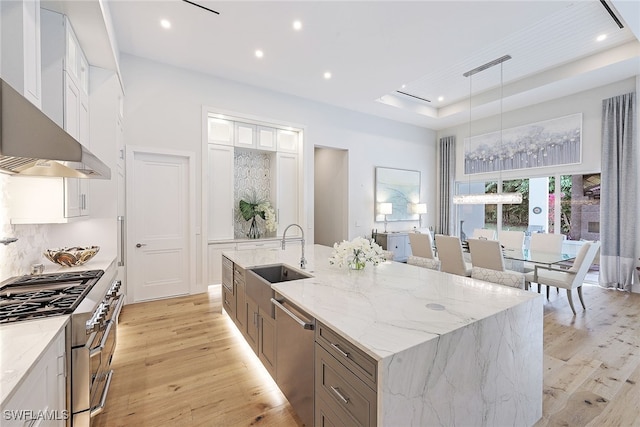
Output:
[
  {"xmin": 271, "ymin": 298, "xmax": 314, "ymax": 330},
  {"xmin": 330, "ymin": 343, "xmax": 349, "ymax": 358},
  {"xmin": 254, "ymin": 312, "xmax": 258, "ymax": 326},
  {"xmin": 136, "ymin": 243, "xmax": 147, "ymax": 248},
  {"xmin": 330, "ymin": 386, "xmax": 350, "ymax": 405}
]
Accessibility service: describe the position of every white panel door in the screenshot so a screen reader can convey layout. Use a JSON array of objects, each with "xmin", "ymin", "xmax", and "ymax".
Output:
[{"xmin": 131, "ymin": 151, "xmax": 190, "ymax": 301}]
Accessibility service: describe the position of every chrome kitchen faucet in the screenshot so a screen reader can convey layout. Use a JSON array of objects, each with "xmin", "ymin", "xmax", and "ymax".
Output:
[{"xmin": 282, "ymin": 224, "xmax": 306, "ymax": 269}]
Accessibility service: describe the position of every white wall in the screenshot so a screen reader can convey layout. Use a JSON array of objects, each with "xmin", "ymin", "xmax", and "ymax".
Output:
[
  {"xmin": 314, "ymin": 147, "xmax": 348, "ymax": 246},
  {"xmin": 120, "ymin": 54, "xmax": 436, "ymax": 283}
]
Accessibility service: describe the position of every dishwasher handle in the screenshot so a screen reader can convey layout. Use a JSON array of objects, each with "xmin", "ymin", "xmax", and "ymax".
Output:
[{"xmin": 271, "ymin": 298, "xmax": 314, "ymax": 330}]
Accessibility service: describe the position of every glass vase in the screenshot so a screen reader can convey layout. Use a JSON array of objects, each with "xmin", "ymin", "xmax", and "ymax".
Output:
[
  {"xmin": 247, "ymin": 217, "xmax": 261, "ymax": 239},
  {"xmin": 349, "ymin": 257, "xmax": 366, "ymax": 270}
]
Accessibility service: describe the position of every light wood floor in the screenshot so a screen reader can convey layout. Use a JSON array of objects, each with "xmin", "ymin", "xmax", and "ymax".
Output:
[{"xmin": 93, "ymin": 284, "xmax": 640, "ymax": 427}]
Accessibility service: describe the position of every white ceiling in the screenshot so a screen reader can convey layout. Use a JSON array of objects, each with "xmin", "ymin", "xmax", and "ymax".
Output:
[{"xmin": 106, "ymin": 0, "xmax": 640, "ymax": 130}]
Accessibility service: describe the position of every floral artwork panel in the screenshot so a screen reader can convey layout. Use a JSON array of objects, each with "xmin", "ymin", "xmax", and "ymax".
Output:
[
  {"xmin": 375, "ymin": 167, "xmax": 420, "ymax": 222},
  {"xmin": 464, "ymin": 113, "xmax": 582, "ymax": 174}
]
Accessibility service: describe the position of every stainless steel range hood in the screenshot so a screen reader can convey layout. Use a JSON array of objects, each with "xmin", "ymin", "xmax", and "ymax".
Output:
[{"xmin": 0, "ymin": 79, "xmax": 111, "ymax": 179}]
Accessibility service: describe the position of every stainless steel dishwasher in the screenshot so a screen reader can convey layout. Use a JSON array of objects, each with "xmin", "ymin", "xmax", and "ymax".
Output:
[{"xmin": 271, "ymin": 292, "xmax": 315, "ymax": 427}]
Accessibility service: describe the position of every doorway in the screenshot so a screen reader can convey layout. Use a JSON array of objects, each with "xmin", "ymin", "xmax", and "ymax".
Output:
[
  {"xmin": 314, "ymin": 147, "xmax": 348, "ymax": 246},
  {"xmin": 126, "ymin": 146, "xmax": 196, "ymax": 302}
]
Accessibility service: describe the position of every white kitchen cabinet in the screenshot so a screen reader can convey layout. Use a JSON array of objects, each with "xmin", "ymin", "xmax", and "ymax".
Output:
[
  {"xmin": 276, "ymin": 152, "xmax": 300, "ymax": 236},
  {"xmin": 276, "ymin": 129, "xmax": 299, "ymax": 153},
  {"xmin": 0, "ymin": 0, "xmax": 41, "ymax": 108},
  {"xmin": 234, "ymin": 122, "xmax": 256, "ymax": 149},
  {"xmin": 208, "ymin": 243, "xmax": 237, "ymax": 285},
  {"xmin": 208, "ymin": 117, "xmax": 233, "ymax": 146},
  {"xmin": 1, "ymin": 327, "xmax": 67, "ymax": 427},
  {"xmin": 208, "ymin": 144, "xmax": 235, "ymax": 240},
  {"xmin": 257, "ymin": 126, "xmax": 277, "ymax": 151}
]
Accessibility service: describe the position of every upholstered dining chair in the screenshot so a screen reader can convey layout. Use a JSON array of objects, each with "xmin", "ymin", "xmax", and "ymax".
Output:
[
  {"xmin": 434, "ymin": 234, "xmax": 471, "ymax": 277},
  {"xmin": 499, "ymin": 230, "xmax": 525, "ymax": 251},
  {"xmin": 525, "ymin": 241, "xmax": 600, "ymax": 315},
  {"xmin": 407, "ymin": 232, "xmax": 440, "ymax": 270},
  {"xmin": 472, "ymin": 228, "xmax": 497, "ymax": 240},
  {"xmin": 467, "ymin": 238, "xmax": 525, "ymax": 289},
  {"xmin": 529, "ymin": 233, "xmax": 565, "ymax": 253}
]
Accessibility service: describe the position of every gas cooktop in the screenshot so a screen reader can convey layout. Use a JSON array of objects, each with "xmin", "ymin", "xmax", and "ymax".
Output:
[{"xmin": 0, "ymin": 270, "xmax": 104, "ymax": 324}]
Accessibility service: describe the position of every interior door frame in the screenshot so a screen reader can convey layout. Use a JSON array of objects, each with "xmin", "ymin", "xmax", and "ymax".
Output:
[{"xmin": 125, "ymin": 145, "xmax": 197, "ymax": 303}]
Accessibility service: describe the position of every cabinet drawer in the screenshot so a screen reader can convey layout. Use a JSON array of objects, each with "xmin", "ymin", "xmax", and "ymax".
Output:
[
  {"xmin": 316, "ymin": 394, "xmax": 352, "ymax": 427},
  {"xmin": 316, "ymin": 322, "xmax": 377, "ymax": 389},
  {"xmin": 222, "ymin": 286, "xmax": 235, "ymax": 317},
  {"xmin": 315, "ymin": 344, "xmax": 377, "ymax": 427},
  {"xmin": 233, "ymin": 264, "xmax": 246, "ymax": 282}
]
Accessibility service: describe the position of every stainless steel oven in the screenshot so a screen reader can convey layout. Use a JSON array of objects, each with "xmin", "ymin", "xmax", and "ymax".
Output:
[{"xmin": 72, "ymin": 276, "xmax": 123, "ymax": 427}]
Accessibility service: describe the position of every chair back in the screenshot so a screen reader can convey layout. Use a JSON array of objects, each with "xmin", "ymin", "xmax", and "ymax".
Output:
[
  {"xmin": 468, "ymin": 238, "xmax": 505, "ymax": 271},
  {"xmin": 499, "ymin": 230, "xmax": 525, "ymax": 251},
  {"xmin": 530, "ymin": 233, "xmax": 565, "ymax": 253},
  {"xmin": 568, "ymin": 241, "xmax": 601, "ymax": 286},
  {"xmin": 434, "ymin": 234, "xmax": 469, "ymax": 276},
  {"xmin": 408, "ymin": 233, "xmax": 435, "ymax": 259},
  {"xmin": 472, "ymin": 228, "xmax": 496, "ymax": 240}
]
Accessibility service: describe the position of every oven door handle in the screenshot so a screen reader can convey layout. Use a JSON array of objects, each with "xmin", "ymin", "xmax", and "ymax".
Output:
[
  {"xmin": 112, "ymin": 294, "xmax": 125, "ymax": 321},
  {"xmin": 90, "ymin": 370, "xmax": 113, "ymax": 418},
  {"xmin": 89, "ymin": 320, "xmax": 114, "ymax": 358}
]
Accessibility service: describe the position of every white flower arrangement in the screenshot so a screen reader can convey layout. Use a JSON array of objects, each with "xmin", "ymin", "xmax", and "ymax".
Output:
[
  {"xmin": 328, "ymin": 237, "xmax": 386, "ymax": 269},
  {"xmin": 256, "ymin": 202, "xmax": 277, "ymax": 232}
]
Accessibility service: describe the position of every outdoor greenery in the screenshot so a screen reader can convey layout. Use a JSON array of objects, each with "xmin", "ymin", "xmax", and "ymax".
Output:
[{"xmin": 483, "ymin": 176, "xmax": 572, "ymax": 234}]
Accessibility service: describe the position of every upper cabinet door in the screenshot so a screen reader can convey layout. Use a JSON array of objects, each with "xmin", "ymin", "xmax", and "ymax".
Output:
[
  {"xmin": 257, "ymin": 126, "xmax": 277, "ymax": 152},
  {"xmin": 208, "ymin": 117, "xmax": 234, "ymax": 146},
  {"xmin": 276, "ymin": 129, "xmax": 299, "ymax": 153},
  {"xmin": 234, "ymin": 122, "xmax": 256, "ymax": 148}
]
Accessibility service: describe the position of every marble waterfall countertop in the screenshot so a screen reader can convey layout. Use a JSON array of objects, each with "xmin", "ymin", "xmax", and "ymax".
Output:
[{"xmin": 223, "ymin": 244, "xmax": 544, "ymax": 426}]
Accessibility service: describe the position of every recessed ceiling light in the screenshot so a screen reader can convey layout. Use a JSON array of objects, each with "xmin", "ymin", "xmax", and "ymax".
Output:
[
  {"xmin": 596, "ymin": 34, "xmax": 607, "ymax": 42},
  {"xmin": 160, "ymin": 19, "xmax": 171, "ymax": 29},
  {"xmin": 255, "ymin": 50, "xmax": 264, "ymax": 58},
  {"xmin": 323, "ymin": 71, "xmax": 332, "ymax": 79},
  {"xmin": 438, "ymin": 96, "xmax": 444, "ymax": 102},
  {"xmin": 401, "ymin": 84, "xmax": 406, "ymax": 89},
  {"xmin": 293, "ymin": 20, "xmax": 302, "ymax": 31}
]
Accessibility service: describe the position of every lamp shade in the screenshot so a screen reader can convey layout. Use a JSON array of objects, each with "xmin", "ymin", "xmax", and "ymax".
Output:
[
  {"xmin": 415, "ymin": 203, "xmax": 427, "ymax": 214},
  {"xmin": 379, "ymin": 202, "xmax": 393, "ymax": 215}
]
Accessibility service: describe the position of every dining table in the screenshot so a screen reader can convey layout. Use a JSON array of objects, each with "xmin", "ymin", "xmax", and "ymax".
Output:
[{"xmin": 502, "ymin": 247, "xmax": 576, "ymax": 272}]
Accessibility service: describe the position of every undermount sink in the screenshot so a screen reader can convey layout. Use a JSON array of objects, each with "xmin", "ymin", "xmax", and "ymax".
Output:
[
  {"xmin": 250, "ymin": 264, "xmax": 312, "ymax": 283},
  {"xmin": 246, "ymin": 264, "xmax": 312, "ymax": 317}
]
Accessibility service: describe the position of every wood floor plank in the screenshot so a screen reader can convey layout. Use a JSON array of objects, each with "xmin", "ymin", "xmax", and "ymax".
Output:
[{"xmin": 93, "ymin": 283, "xmax": 640, "ymax": 427}]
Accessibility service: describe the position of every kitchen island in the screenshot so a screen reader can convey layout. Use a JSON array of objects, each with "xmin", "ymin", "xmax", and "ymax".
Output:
[{"xmin": 223, "ymin": 244, "xmax": 543, "ymax": 426}]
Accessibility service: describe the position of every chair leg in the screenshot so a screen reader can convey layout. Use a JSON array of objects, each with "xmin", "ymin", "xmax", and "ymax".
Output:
[
  {"xmin": 537, "ymin": 283, "xmax": 541, "ymax": 293},
  {"xmin": 566, "ymin": 289, "xmax": 576, "ymax": 315},
  {"xmin": 577, "ymin": 286, "xmax": 586, "ymax": 310},
  {"xmin": 546, "ymin": 285, "xmax": 550, "ymax": 300}
]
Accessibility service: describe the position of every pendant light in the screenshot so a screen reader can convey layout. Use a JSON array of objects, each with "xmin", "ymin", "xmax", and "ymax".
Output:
[{"xmin": 453, "ymin": 55, "xmax": 522, "ymax": 205}]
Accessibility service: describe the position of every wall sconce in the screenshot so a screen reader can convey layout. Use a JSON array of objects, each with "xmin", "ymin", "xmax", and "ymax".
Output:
[
  {"xmin": 379, "ymin": 203, "xmax": 393, "ymax": 232},
  {"xmin": 411, "ymin": 203, "xmax": 427, "ymax": 228}
]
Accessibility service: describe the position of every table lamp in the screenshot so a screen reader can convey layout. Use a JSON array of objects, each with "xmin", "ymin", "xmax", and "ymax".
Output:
[{"xmin": 379, "ymin": 203, "xmax": 393, "ymax": 232}]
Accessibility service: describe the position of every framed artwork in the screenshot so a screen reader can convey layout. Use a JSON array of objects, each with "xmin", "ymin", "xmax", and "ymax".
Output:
[
  {"xmin": 464, "ymin": 113, "xmax": 582, "ymax": 174},
  {"xmin": 375, "ymin": 167, "xmax": 420, "ymax": 222}
]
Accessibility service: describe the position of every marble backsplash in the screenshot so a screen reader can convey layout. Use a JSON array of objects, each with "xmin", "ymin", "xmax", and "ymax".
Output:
[{"xmin": 0, "ymin": 174, "xmax": 52, "ymax": 281}]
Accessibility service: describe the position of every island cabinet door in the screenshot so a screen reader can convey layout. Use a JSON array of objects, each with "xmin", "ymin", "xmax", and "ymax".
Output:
[
  {"xmin": 245, "ymin": 297, "xmax": 259, "ymax": 353},
  {"xmin": 315, "ymin": 344, "xmax": 377, "ymax": 427},
  {"xmin": 258, "ymin": 311, "xmax": 276, "ymax": 377}
]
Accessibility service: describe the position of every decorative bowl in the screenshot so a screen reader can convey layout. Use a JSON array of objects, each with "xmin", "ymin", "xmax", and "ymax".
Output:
[{"xmin": 43, "ymin": 246, "xmax": 100, "ymax": 267}]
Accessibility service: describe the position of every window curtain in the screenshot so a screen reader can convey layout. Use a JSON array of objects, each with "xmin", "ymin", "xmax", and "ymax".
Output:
[
  {"xmin": 438, "ymin": 136, "xmax": 455, "ymax": 235},
  {"xmin": 600, "ymin": 92, "xmax": 637, "ymax": 291}
]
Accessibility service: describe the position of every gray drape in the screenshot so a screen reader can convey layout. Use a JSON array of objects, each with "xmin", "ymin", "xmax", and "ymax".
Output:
[
  {"xmin": 438, "ymin": 136, "xmax": 455, "ymax": 235},
  {"xmin": 600, "ymin": 92, "xmax": 637, "ymax": 291}
]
